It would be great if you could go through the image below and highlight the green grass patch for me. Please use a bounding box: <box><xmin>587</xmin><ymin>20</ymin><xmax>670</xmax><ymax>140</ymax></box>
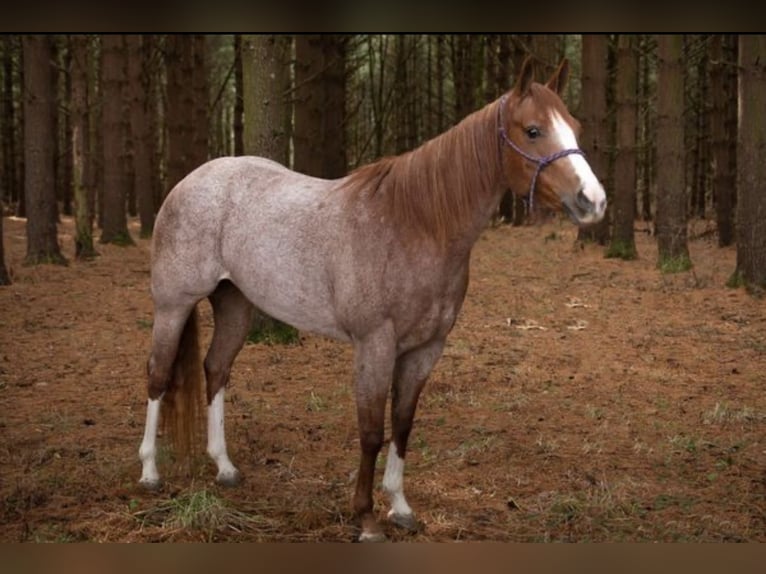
<box><xmin>658</xmin><ymin>253</ymin><xmax>693</xmax><ymax>274</ymax></box>
<box><xmin>246</xmin><ymin>318</ymin><xmax>300</xmax><ymax>346</ymax></box>
<box><xmin>726</xmin><ymin>270</ymin><xmax>765</xmax><ymax>296</ymax></box>
<box><xmin>132</xmin><ymin>487</ymin><xmax>277</xmax><ymax>540</ymax></box>
<box><xmin>101</xmin><ymin>231</ymin><xmax>136</xmax><ymax>247</ymax></box>
<box><xmin>24</xmin><ymin>252</ymin><xmax>68</xmax><ymax>266</ymax></box>
<box><xmin>726</xmin><ymin>270</ymin><xmax>746</xmax><ymax>289</ymax></box>
<box><xmin>605</xmin><ymin>239</ymin><xmax>638</xmax><ymax>260</ymax></box>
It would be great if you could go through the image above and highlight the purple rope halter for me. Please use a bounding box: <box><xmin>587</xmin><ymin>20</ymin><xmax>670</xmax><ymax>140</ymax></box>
<box><xmin>497</xmin><ymin>94</ymin><xmax>584</xmax><ymax>210</ymax></box>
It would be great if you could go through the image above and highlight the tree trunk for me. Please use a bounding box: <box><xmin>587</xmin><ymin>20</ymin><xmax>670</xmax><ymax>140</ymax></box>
<box><xmin>393</xmin><ymin>35</ymin><xmax>410</xmax><ymax>154</ymax></box>
<box><xmin>191</xmin><ymin>35</ymin><xmax>208</xmax><ymax>168</ymax></box>
<box><xmin>242</xmin><ymin>34</ymin><xmax>297</xmax><ymax>341</ymax></box>
<box><xmin>733</xmin><ymin>35</ymin><xmax>766</xmax><ymax>291</ymax></box>
<box><xmin>165</xmin><ymin>35</ymin><xmax>195</xmax><ymax>193</ymax></box>
<box><xmin>100</xmin><ymin>34</ymin><xmax>132</xmax><ymax>245</ymax></box>
<box><xmin>293</xmin><ymin>35</ymin><xmax>347</xmax><ymax>177</ymax></box>
<box><xmin>22</xmin><ymin>35</ymin><xmax>66</xmax><ymax>265</ymax></box>
<box><xmin>294</xmin><ymin>35</ymin><xmax>325</xmax><ymax>175</ymax></box>
<box><xmin>693</xmin><ymin>39</ymin><xmax>710</xmax><ymax>218</ymax></box>
<box><xmin>495</xmin><ymin>34</ymin><xmax>514</xmax><ymax>224</ymax></box>
<box><xmin>91</xmin><ymin>37</ymin><xmax>103</xmax><ymax>228</ymax></box>
<box><xmin>451</xmin><ymin>35</ymin><xmax>478</xmax><ymax>121</ymax></box>
<box><xmin>143</xmin><ymin>35</ymin><xmax>163</xmax><ymax>214</ymax></box>
<box><xmin>50</xmin><ymin>37</ymin><xmax>61</xmax><ymax>223</ymax></box>
<box><xmin>16</xmin><ymin>38</ymin><xmax>26</xmax><ymax>218</ymax></box>
<box><xmin>70</xmin><ymin>34</ymin><xmax>97</xmax><ymax>259</ymax></box>
<box><xmin>578</xmin><ymin>34</ymin><xmax>611</xmax><ymax>244</ymax></box>
<box><xmin>607</xmin><ymin>34</ymin><xmax>638</xmax><ymax>259</ymax></box>
<box><xmin>61</xmin><ymin>42</ymin><xmax>74</xmax><ymax>217</ymax></box>
<box><xmin>242</xmin><ymin>35</ymin><xmax>289</xmax><ymax>165</ymax></box>
<box><xmin>0</xmin><ymin>209</ymin><xmax>10</xmax><ymax>284</ymax></box>
<box><xmin>710</xmin><ymin>35</ymin><xmax>735</xmax><ymax>247</ymax></box>
<box><xmin>126</xmin><ymin>34</ymin><xmax>154</xmax><ymax>237</ymax></box>
<box><xmin>509</xmin><ymin>35</ymin><xmax>531</xmax><ymax>226</ymax></box>
<box><xmin>655</xmin><ymin>34</ymin><xmax>691</xmax><ymax>271</ymax></box>
<box><xmin>1</xmin><ymin>37</ymin><xmax>19</xmax><ymax>209</ymax></box>
<box><xmin>638</xmin><ymin>35</ymin><xmax>654</xmax><ymax>222</ymax></box>
<box><xmin>322</xmin><ymin>35</ymin><xmax>347</xmax><ymax>178</ymax></box>
<box><xmin>233</xmin><ymin>35</ymin><xmax>244</xmax><ymax>156</ymax></box>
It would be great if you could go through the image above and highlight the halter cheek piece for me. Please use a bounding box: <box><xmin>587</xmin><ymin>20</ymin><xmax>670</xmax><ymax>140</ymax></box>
<box><xmin>497</xmin><ymin>94</ymin><xmax>585</xmax><ymax>210</ymax></box>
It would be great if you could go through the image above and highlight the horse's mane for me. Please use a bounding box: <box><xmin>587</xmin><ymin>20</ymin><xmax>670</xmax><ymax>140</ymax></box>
<box><xmin>341</xmin><ymin>98</ymin><xmax>504</xmax><ymax>245</ymax></box>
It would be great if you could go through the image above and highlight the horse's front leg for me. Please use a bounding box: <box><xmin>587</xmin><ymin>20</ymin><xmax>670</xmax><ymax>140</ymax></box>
<box><xmin>352</xmin><ymin>323</ymin><xmax>396</xmax><ymax>542</ymax></box>
<box><xmin>383</xmin><ymin>338</ymin><xmax>445</xmax><ymax>532</ymax></box>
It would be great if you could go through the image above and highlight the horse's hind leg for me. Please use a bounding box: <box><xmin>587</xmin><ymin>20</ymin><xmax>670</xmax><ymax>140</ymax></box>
<box><xmin>204</xmin><ymin>280</ymin><xmax>254</xmax><ymax>486</ymax></box>
<box><xmin>383</xmin><ymin>338</ymin><xmax>445</xmax><ymax>532</ymax></box>
<box><xmin>139</xmin><ymin>301</ymin><xmax>197</xmax><ymax>489</ymax></box>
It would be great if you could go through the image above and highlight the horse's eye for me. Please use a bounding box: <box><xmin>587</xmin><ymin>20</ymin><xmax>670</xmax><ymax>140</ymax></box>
<box><xmin>525</xmin><ymin>126</ymin><xmax>541</xmax><ymax>140</ymax></box>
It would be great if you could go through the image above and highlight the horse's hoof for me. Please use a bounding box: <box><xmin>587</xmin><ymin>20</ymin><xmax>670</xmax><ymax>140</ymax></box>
<box><xmin>139</xmin><ymin>478</ymin><xmax>162</xmax><ymax>491</ymax></box>
<box><xmin>216</xmin><ymin>470</ymin><xmax>242</xmax><ymax>487</ymax></box>
<box><xmin>358</xmin><ymin>530</ymin><xmax>388</xmax><ymax>543</ymax></box>
<box><xmin>388</xmin><ymin>512</ymin><xmax>423</xmax><ymax>533</ymax></box>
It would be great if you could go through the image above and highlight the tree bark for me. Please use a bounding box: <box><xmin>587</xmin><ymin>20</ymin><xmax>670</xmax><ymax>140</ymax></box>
<box><xmin>294</xmin><ymin>35</ymin><xmax>324</xmax><ymax>175</ymax></box>
<box><xmin>191</xmin><ymin>34</ymin><xmax>208</xmax><ymax>169</ymax></box>
<box><xmin>242</xmin><ymin>35</ymin><xmax>290</xmax><ymax>165</ymax></box>
<box><xmin>126</xmin><ymin>34</ymin><xmax>154</xmax><ymax>237</ymax></box>
<box><xmin>710</xmin><ymin>35</ymin><xmax>735</xmax><ymax>247</ymax></box>
<box><xmin>233</xmin><ymin>35</ymin><xmax>244</xmax><ymax>156</ymax></box>
<box><xmin>577</xmin><ymin>34</ymin><xmax>611</xmax><ymax>244</ymax></box>
<box><xmin>322</xmin><ymin>35</ymin><xmax>347</xmax><ymax>178</ymax></box>
<box><xmin>22</xmin><ymin>35</ymin><xmax>66</xmax><ymax>264</ymax></box>
<box><xmin>165</xmin><ymin>35</ymin><xmax>195</xmax><ymax>193</ymax></box>
<box><xmin>608</xmin><ymin>34</ymin><xmax>638</xmax><ymax>259</ymax></box>
<box><xmin>1</xmin><ymin>37</ymin><xmax>19</xmax><ymax>209</ymax></box>
<box><xmin>638</xmin><ymin>35</ymin><xmax>654</xmax><ymax>222</ymax></box>
<box><xmin>655</xmin><ymin>34</ymin><xmax>691</xmax><ymax>271</ymax></box>
<box><xmin>733</xmin><ymin>35</ymin><xmax>766</xmax><ymax>290</ymax></box>
<box><xmin>100</xmin><ymin>34</ymin><xmax>132</xmax><ymax>245</ymax></box>
<box><xmin>70</xmin><ymin>34</ymin><xmax>97</xmax><ymax>259</ymax></box>
<box><xmin>0</xmin><ymin>209</ymin><xmax>10</xmax><ymax>284</ymax></box>
<box><xmin>60</xmin><ymin>40</ymin><xmax>74</xmax><ymax>217</ymax></box>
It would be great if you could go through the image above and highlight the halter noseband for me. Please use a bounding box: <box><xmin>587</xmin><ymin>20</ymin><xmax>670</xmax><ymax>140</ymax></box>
<box><xmin>497</xmin><ymin>94</ymin><xmax>584</xmax><ymax>210</ymax></box>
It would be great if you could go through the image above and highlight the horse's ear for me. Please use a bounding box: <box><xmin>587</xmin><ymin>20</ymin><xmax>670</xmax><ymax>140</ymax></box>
<box><xmin>546</xmin><ymin>59</ymin><xmax>569</xmax><ymax>96</ymax></box>
<box><xmin>514</xmin><ymin>55</ymin><xmax>535</xmax><ymax>97</ymax></box>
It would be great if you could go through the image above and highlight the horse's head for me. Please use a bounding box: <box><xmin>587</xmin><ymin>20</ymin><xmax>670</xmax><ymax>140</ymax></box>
<box><xmin>499</xmin><ymin>57</ymin><xmax>606</xmax><ymax>226</ymax></box>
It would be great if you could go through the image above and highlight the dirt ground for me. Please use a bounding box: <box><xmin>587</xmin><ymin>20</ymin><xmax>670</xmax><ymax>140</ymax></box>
<box><xmin>1</xmin><ymin>214</ymin><xmax>764</xmax><ymax>542</ymax></box>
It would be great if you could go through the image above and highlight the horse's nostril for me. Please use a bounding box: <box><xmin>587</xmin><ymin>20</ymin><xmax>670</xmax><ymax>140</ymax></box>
<box><xmin>576</xmin><ymin>189</ymin><xmax>593</xmax><ymax>210</ymax></box>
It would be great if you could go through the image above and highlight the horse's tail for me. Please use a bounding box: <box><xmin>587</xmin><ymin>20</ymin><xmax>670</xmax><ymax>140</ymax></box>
<box><xmin>160</xmin><ymin>307</ymin><xmax>204</xmax><ymax>469</ymax></box>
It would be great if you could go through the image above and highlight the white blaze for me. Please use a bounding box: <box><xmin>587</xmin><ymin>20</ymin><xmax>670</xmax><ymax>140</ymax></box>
<box><xmin>550</xmin><ymin>110</ymin><xmax>607</xmax><ymax>217</ymax></box>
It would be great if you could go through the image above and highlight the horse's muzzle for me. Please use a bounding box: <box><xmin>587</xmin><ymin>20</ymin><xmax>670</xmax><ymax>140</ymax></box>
<box><xmin>563</xmin><ymin>188</ymin><xmax>607</xmax><ymax>226</ymax></box>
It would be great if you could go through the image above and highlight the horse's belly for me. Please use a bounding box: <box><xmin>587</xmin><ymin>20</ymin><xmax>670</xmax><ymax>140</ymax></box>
<box><xmin>233</xmin><ymin>275</ymin><xmax>350</xmax><ymax>342</ymax></box>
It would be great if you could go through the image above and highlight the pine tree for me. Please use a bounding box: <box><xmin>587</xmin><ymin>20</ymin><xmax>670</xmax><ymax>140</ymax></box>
<box><xmin>22</xmin><ymin>35</ymin><xmax>66</xmax><ymax>265</ymax></box>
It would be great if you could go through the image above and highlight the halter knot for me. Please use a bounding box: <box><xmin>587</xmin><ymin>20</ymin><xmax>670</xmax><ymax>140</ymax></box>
<box><xmin>497</xmin><ymin>95</ymin><xmax>584</xmax><ymax>210</ymax></box>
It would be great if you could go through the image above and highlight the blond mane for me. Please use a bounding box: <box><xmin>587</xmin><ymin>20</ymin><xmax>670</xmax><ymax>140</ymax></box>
<box><xmin>341</xmin><ymin>99</ymin><xmax>504</xmax><ymax>245</ymax></box>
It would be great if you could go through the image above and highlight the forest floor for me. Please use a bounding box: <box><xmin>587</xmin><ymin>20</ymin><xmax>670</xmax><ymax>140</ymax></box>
<box><xmin>1</xmin><ymin>214</ymin><xmax>765</xmax><ymax>542</ymax></box>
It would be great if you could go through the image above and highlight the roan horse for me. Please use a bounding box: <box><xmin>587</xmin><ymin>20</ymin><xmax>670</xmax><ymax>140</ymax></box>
<box><xmin>138</xmin><ymin>57</ymin><xmax>606</xmax><ymax>541</ymax></box>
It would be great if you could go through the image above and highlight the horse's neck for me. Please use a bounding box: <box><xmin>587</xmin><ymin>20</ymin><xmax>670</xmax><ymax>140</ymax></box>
<box><xmin>391</xmin><ymin>99</ymin><xmax>505</xmax><ymax>251</ymax></box>
<box><xmin>431</xmin><ymin>101</ymin><xmax>506</xmax><ymax>251</ymax></box>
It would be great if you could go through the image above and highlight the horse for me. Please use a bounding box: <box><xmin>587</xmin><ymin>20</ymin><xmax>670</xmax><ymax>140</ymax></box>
<box><xmin>138</xmin><ymin>56</ymin><xmax>606</xmax><ymax>542</ymax></box>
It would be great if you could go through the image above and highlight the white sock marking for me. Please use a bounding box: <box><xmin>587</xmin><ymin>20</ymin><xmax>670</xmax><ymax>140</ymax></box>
<box><xmin>139</xmin><ymin>397</ymin><xmax>162</xmax><ymax>484</ymax></box>
<box><xmin>207</xmin><ymin>389</ymin><xmax>238</xmax><ymax>480</ymax></box>
<box><xmin>382</xmin><ymin>442</ymin><xmax>413</xmax><ymax>517</ymax></box>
